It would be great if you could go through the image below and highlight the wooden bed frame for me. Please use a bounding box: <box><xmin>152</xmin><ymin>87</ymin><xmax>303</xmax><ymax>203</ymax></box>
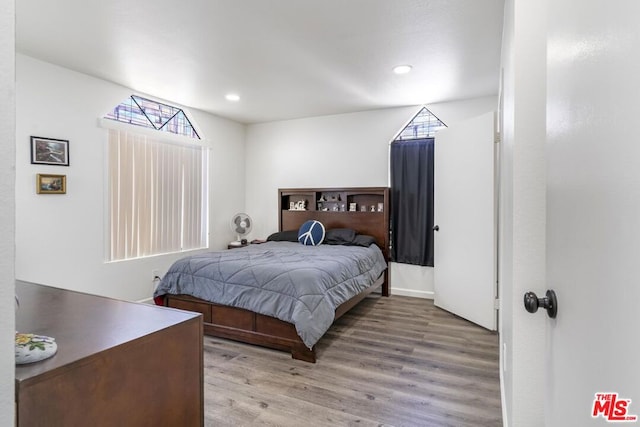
<box><xmin>162</xmin><ymin>187</ymin><xmax>390</xmax><ymax>362</ymax></box>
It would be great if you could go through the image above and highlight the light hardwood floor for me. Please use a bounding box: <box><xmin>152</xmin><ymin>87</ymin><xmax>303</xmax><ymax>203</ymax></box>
<box><xmin>203</xmin><ymin>294</ymin><xmax>502</xmax><ymax>427</ymax></box>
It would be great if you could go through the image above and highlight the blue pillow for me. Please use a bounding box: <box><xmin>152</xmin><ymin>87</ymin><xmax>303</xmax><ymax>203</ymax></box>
<box><xmin>298</xmin><ymin>220</ymin><xmax>325</xmax><ymax>246</ymax></box>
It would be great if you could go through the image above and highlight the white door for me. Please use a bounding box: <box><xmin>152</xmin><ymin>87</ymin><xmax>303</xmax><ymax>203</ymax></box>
<box><xmin>434</xmin><ymin>112</ymin><xmax>496</xmax><ymax>330</ymax></box>
<box><xmin>545</xmin><ymin>1</ymin><xmax>640</xmax><ymax>424</ymax></box>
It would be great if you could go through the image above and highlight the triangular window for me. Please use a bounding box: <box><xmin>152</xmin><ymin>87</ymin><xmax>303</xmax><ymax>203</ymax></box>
<box><xmin>394</xmin><ymin>107</ymin><xmax>446</xmax><ymax>141</ymax></box>
<box><xmin>105</xmin><ymin>95</ymin><xmax>200</xmax><ymax>139</ymax></box>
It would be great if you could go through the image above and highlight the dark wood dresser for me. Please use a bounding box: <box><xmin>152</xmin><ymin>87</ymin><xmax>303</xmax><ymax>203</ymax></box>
<box><xmin>15</xmin><ymin>281</ymin><xmax>203</xmax><ymax>426</ymax></box>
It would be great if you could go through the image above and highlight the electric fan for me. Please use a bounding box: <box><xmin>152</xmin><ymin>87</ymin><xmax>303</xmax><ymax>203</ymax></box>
<box><xmin>229</xmin><ymin>213</ymin><xmax>252</xmax><ymax>246</ymax></box>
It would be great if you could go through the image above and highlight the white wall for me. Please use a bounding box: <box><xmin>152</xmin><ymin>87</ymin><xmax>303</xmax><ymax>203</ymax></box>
<box><xmin>15</xmin><ymin>55</ymin><xmax>246</xmax><ymax>302</ymax></box>
<box><xmin>13</xmin><ymin>53</ymin><xmax>496</xmax><ymax>303</ymax></box>
<box><xmin>499</xmin><ymin>0</ymin><xmax>547</xmax><ymax>425</ymax></box>
<box><xmin>245</xmin><ymin>96</ymin><xmax>496</xmax><ymax>297</ymax></box>
<box><xmin>428</xmin><ymin>96</ymin><xmax>500</xmax><ymax>129</ymax></box>
<box><xmin>0</xmin><ymin>0</ymin><xmax>15</xmax><ymax>422</ymax></box>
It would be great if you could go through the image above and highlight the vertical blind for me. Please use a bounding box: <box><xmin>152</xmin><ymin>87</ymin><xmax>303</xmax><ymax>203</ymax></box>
<box><xmin>108</xmin><ymin>129</ymin><xmax>207</xmax><ymax>261</ymax></box>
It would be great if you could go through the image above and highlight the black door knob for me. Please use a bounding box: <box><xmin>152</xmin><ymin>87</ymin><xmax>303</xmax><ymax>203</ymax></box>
<box><xmin>523</xmin><ymin>290</ymin><xmax>558</xmax><ymax>319</ymax></box>
<box><xmin>433</xmin><ymin>225</ymin><xmax>439</xmax><ymax>231</ymax></box>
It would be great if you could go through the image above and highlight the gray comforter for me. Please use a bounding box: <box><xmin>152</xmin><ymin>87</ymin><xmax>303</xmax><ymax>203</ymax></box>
<box><xmin>154</xmin><ymin>241</ymin><xmax>387</xmax><ymax>348</ymax></box>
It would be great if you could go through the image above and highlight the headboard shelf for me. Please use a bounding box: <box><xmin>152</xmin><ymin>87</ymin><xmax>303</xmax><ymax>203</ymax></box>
<box><xmin>278</xmin><ymin>187</ymin><xmax>390</xmax><ymax>260</ymax></box>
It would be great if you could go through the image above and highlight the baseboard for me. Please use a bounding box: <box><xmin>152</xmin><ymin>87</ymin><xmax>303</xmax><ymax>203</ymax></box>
<box><xmin>137</xmin><ymin>297</ymin><xmax>154</xmax><ymax>305</ymax></box>
<box><xmin>390</xmin><ymin>288</ymin><xmax>434</xmax><ymax>299</ymax></box>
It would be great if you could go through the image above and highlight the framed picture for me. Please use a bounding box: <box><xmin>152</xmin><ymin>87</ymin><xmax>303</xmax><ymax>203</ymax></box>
<box><xmin>36</xmin><ymin>174</ymin><xmax>66</xmax><ymax>194</ymax></box>
<box><xmin>30</xmin><ymin>136</ymin><xmax>69</xmax><ymax>166</ymax></box>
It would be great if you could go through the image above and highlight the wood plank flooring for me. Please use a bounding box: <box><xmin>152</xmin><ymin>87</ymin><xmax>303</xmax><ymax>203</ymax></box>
<box><xmin>203</xmin><ymin>294</ymin><xmax>502</xmax><ymax>427</ymax></box>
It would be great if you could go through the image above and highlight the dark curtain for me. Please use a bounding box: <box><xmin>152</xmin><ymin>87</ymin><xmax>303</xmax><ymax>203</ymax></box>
<box><xmin>390</xmin><ymin>138</ymin><xmax>434</xmax><ymax>266</ymax></box>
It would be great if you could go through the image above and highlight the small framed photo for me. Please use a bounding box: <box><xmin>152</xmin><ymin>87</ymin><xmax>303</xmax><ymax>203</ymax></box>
<box><xmin>30</xmin><ymin>136</ymin><xmax>69</xmax><ymax>166</ymax></box>
<box><xmin>377</xmin><ymin>202</ymin><xmax>384</xmax><ymax>212</ymax></box>
<box><xmin>36</xmin><ymin>174</ymin><xmax>66</xmax><ymax>194</ymax></box>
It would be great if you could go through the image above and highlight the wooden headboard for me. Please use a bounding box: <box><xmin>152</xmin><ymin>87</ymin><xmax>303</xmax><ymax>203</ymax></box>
<box><xmin>278</xmin><ymin>187</ymin><xmax>390</xmax><ymax>259</ymax></box>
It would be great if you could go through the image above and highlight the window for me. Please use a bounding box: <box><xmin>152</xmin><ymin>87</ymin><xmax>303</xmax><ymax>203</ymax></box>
<box><xmin>395</xmin><ymin>107</ymin><xmax>445</xmax><ymax>140</ymax></box>
<box><xmin>107</xmin><ymin>128</ymin><xmax>208</xmax><ymax>261</ymax></box>
<box><xmin>105</xmin><ymin>95</ymin><xmax>200</xmax><ymax>139</ymax></box>
<box><xmin>389</xmin><ymin>107</ymin><xmax>445</xmax><ymax>267</ymax></box>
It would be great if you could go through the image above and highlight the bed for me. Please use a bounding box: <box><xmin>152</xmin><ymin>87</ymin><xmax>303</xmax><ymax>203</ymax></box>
<box><xmin>155</xmin><ymin>187</ymin><xmax>390</xmax><ymax>362</ymax></box>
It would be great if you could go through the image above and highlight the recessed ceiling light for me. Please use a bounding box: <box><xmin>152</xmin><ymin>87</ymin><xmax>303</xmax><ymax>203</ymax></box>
<box><xmin>225</xmin><ymin>93</ymin><xmax>240</xmax><ymax>102</ymax></box>
<box><xmin>393</xmin><ymin>65</ymin><xmax>412</xmax><ymax>75</ymax></box>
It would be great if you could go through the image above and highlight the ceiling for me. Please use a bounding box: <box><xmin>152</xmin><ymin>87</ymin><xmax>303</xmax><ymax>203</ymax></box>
<box><xmin>16</xmin><ymin>0</ymin><xmax>505</xmax><ymax>124</ymax></box>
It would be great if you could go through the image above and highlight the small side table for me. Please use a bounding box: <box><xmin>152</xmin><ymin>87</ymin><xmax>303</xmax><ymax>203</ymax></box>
<box><xmin>227</xmin><ymin>243</ymin><xmax>248</xmax><ymax>249</ymax></box>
